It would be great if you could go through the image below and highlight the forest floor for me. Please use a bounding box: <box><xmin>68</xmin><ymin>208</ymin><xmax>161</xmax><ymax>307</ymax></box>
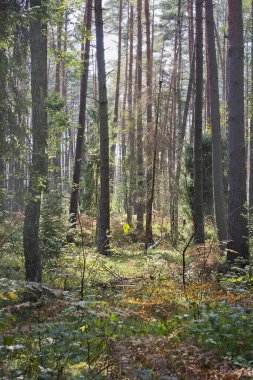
<box><xmin>0</xmin><ymin>215</ymin><xmax>253</xmax><ymax>379</ymax></box>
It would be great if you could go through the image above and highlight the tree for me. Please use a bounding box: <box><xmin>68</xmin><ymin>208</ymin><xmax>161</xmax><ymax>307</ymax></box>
<box><xmin>95</xmin><ymin>0</ymin><xmax>110</xmax><ymax>255</ymax></box>
<box><xmin>173</xmin><ymin>49</ymin><xmax>195</xmax><ymax>244</ymax></box>
<box><xmin>69</xmin><ymin>0</ymin><xmax>93</xmax><ymax>226</ymax></box>
<box><xmin>193</xmin><ymin>0</ymin><xmax>204</xmax><ymax>243</ymax></box>
<box><xmin>136</xmin><ymin>0</ymin><xmax>144</xmax><ymax>231</ymax></box>
<box><xmin>169</xmin><ymin>0</ymin><xmax>183</xmax><ymax>246</ymax></box>
<box><xmin>205</xmin><ymin>0</ymin><xmax>227</xmax><ymax>241</ymax></box>
<box><xmin>249</xmin><ymin>0</ymin><xmax>253</xmax><ymax>225</ymax></box>
<box><xmin>110</xmin><ymin>0</ymin><xmax>123</xmax><ymax>191</ymax></box>
<box><xmin>227</xmin><ymin>0</ymin><xmax>249</xmax><ymax>262</ymax></box>
<box><xmin>127</xmin><ymin>3</ymin><xmax>135</xmax><ymax>226</ymax></box>
<box><xmin>23</xmin><ymin>0</ymin><xmax>48</xmax><ymax>282</ymax></box>
<box><xmin>0</xmin><ymin>49</ymin><xmax>7</xmax><ymax>212</ymax></box>
<box><xmin>53</xmin><ymin>0</ymin><xmax>64</xmax><ymax>183</ymax></box>
<box><xmin>145</xmin><ymin>0</ymin><xmax>154</xmax><ymax>246</ymax></box>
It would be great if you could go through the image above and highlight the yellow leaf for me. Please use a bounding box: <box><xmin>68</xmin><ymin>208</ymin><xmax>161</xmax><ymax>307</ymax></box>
<box><xmin>80</xmin><ymin>324</ymin><xmax>88</xmax><ymax>332</ymax></box>
<box><xmin>123</xmin><ymin>223</ymin><xmax>130</xmax><ymax>235</ymax></box>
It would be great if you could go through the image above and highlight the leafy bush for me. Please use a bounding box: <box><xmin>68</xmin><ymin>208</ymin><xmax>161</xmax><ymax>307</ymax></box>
<box><xmin>186</xmin><ymin>301</ymin><xmax>253</xmax><ymax>367</ymax></box>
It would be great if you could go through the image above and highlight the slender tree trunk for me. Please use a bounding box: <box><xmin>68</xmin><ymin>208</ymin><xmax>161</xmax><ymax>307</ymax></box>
<box><xmin>53</xmin><ymin>0</ymin><xmax>63</xmax><ymax>180</ymax></box>
<box><xmin>0</xmin><ymin>50</ymin><xmax>7</xmax><ymax>212</ymax></box>
<box><xmin>95</xmin><ymin>0</ymin><xmax>110</xmax><ymax>255</ymax></box>
<box><xmin>55</xmin><ymin>0</ymin><xmax>62</xmax><ymax>94</ymax></box>
<box><xmin>62</xmin><ymin>12</ymin><xmax>68</xmax><ymax>187</ymax></box>
<box><xmin>188</xmin><ymin>0</ymin><xmax>194</xmax><ymax>62</ymax></box>
<box><xmin>127</xmin><ymin>4</ymin><xmax>135</xmax><ymax>226</ymax></box>
<box><xmin>214</xmin><ymin>23</ymin><xmax>226</xmax><ymax>136</ymax></box>
<box><xmin>193</xmin><ymin>0</ymin><xmax>204</xmax><ymax>243</ymax></box>
<box><xmin>145</xmin><ymin>78</ymin><xmax>162</xmax><ymax>251</ymax></box>
<box><xmin>136</xmin><ymin>0</ymin><xmax>144</xmax><ymax>231</ymax></box>
<box><xmin>205</xmin><ymin>0</ymin><xmax>227</xmax><ymax>241</ymax></box>
<box><xmin>121</xmin><ymin>4</ymin><xmax>129</xmax><ymax>216</ymax></box>
<box><xmin>145</xmin><ymin>0</ymin><xmax>154</xmax><ymax>245</ymax></box>
<box><xmin>61</xmin><ymin>12</ymin><xmax>67</xmax><ymax>101</ymax></box>
<box><xmin>69</xmin><ymin>0</ymin><xmax>92</xmax><ymax>226</ymax></box>
<box><xmin>205</xmin><ymin>17</ymin><xmax>211</xmax><ymax>133</ymax></box>
<box><xmin>23</xmin><ymin>0</ymin><xmax>48</xmax><ymax>282</ymax></box>
<box><xmin>173</xmin><ymin>50</ymin><xmax>195</xmax><ymax>245</ymax></box>
<box><xmin>110</xmin><ymin>0</ymin><xmax>123</xmax><ymax>192</ymax></box>
<box><xmin>249</xmin><ymin>1</ymin><xmax>253</xmax><ymax>222</ymax></box>
<box><xmin>170</xmin><ymin>0</ymin><xmax>182</xmax><ymax>246</ymax></box>
<box><xmin>227</xmin><ymin>0</ymin><xmax>249</xmax><ymax>262</ymax></box>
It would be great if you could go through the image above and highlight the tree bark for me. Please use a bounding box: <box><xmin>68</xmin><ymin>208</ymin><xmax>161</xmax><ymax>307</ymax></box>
<box><xmin>0</xmin><ymin>50</ymin><xmax>7</xmax><ymax>212</ymax></box>
<box><xmin>227</xmin><ymin>0</ymin><xmax>249</xmax><ymax>262</ymax></box>
<box><xmin>145</xmin><ymin>0</ymin><xmax>154</xmax><ymax>245</ymax></box>
<box><xmin>95</xmin><ymin>0</ymin><xmax>110</xmax><ymax>255</ymax></box>
<box><xmin>205</xmin><ymin>0</ymin><xmax>227</xmax><ymax>241</ymax></box>
<box><xmin>193</xmin><ymin>0</ymin><xmax>204</xmax><ymax>243</ymax></box>
<box><xmin>110</xmin><ymin>0</ymin><xmax>123</xmax><ymax>192</ymax></box>
<box><xmin>249</xmin><ymin>1</ymin><xmax>253</xmax><ymax>223</ymax></box>
<box><xmin>127</xmin><ymin>3</ymin><xmax>135</xmax><ymax>226</ymax></box>
<box><xmin>173</xmin><ymin>50</ymin><xmax>195</xmax><ymax>246</ymax></box>
<box><xmin>53</xmin><ymin>0</ymin><xmax>63</xmax><ymax>181</ymax></box>
<box><xmin>136</xmin><ymin>0</ymin><xmax>144</xmax><ymax>231</ymax></box>
<box><xmin>121</xmin><ymin>3</ymin><xmax>129</xmax><ymax>216</ymax></box>
<box><xmin>23</xmin><ymin>0</ymin><xmax>48</xmax><ymax>282</ymax></box>
<box><xmin>170</xmin><ymin>0</ymin><xmax>183</xmax><ymax>246</ymax></box>
<box><xmin>69</xmin><ymin>0</ymin><xmax>92</xmax><ymax>226</ymax></box>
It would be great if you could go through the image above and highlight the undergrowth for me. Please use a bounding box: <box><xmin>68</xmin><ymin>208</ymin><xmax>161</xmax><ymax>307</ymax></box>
<box><xmin>0</xmin><ymin>215</ymin><xmax>252</xmax><ymax>379</ymax></box>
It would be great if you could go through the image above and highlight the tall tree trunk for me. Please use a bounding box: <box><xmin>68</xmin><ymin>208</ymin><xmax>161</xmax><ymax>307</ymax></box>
<box><xmin>249</xmin><ymin>1</ymin><xmax>253</xmax><ymax>223</ymax></box>
<box><xmin>205</xmin><ymin>0</ymin><xmax>227</xmax><ymax>241</ymax></box>
<box><xmin>0</xmin><ymin>50</ymin><xmax>7</xmax><ymax>212</ymax></box>
<box><xmin>127</xmin><ymin>3</ymin><xmax>135</xmax><ymax>226</ymax></box>
<box><xmin>193</xmin><ymin>0</ymin><xmax>204</xmax><ymax>243</ymax></box>
<box><xmin>145</xmin><ymin>0</ymin><xmax>154</xmax><ymax>245</ymax></box>
<box><xmin>227</xmin><ymin>0</ymin><xmax>249</xmax><ymax>262</ymax></box>
<box><xmin>145</xmin><ymin>77</ymin><xmax>162</xmax><ymax>251</ymax></box>
<box><xmin>95</xmin><ymin>0</ymin><xmax>110</xmax><ymax>255</ymax></box>
<box><xmin>121</xmin><ymin>3</ymin><xmax>129</xmax><ymax>216</ymax></box>
<box><xmin>62</xmin><ymin>11</ymin><xmax>68</xmax><ymax>187</ymax></box>
<box><xmin>69</xmin><ymin>0</ymin><xmax>92</xmax><ymax>226</ymax></box>
<box><xmin>23</xmin><ymin>0</ymin><xmax>48</xmax><ymax>282</ymax></box>
<box><xmin>205</xmin><ymin>18</ymin><xmax>211</xmax><ymax>133</ymax></box>
<box><xmin>170</xmin><ymin>0</ymin><xmax>182</xmax><ymax>246</ymax></box>
<box><xmin>214</xmin><ymin>23</ymin><xmax>226</xmax><ymax>136</ymax></box>
<box><xmin>110</xmin><ymin>0</ymin><xmax>123</xmax><ymax>192</ymax></box>
<box><xmin>61</xmin><ymin>12</ymin><xmax>67</xmax><ymax>101</ymax></box>
<box><xmin>55</xmin><ymin>0</ymin><xmax>62</xmax><ymax>94</ymax></box>
<box><xmin>188</xmin><ymin>0</ymin><xmax>194</xmax><ymax>63</ymax></box>
<box><xmin>53</xmin><ymin>0</ymin><xmax>63</xmax><ymax>181</ymax></box>
<box><xmin>136</xmin><ymin>0</ymin><xmax>144</xmax><ymax>231</ymax></box>
<box><xmin>173</xmin><ymin>49</ymin><xmax>195</xmax><ymax>245</ymax></box>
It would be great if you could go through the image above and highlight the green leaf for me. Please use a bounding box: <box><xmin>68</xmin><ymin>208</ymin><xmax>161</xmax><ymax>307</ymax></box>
<box><xmin>3</xmin><ymin>336</ymin><xmax>14</xmax><ymax>346</ymax></box>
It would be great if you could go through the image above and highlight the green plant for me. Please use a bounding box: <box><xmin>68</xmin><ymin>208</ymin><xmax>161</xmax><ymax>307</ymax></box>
<box><xmin>185</xmin><ymin>300</ymin><xmax>253</xmax><ymax>366</ymax></box>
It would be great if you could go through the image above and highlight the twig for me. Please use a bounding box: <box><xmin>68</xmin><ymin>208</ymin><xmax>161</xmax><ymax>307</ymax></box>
<box><xmin>183</xmin><ymin>232</ymin><xmax>195</xmax><ymax>288</ymax></box>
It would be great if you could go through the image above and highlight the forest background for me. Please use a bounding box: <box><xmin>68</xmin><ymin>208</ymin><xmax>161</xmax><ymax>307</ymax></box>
<box><xmin>0</xmin><ymin>0</ymin><xmax>253</xmax><ymax>379</ymax></box>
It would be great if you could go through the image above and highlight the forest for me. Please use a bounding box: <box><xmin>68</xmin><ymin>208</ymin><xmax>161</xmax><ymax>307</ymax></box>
<box><xmin>0</xmin><ymin>0</ymin><xmax>253</xmax><ymax>378</ymax></box>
